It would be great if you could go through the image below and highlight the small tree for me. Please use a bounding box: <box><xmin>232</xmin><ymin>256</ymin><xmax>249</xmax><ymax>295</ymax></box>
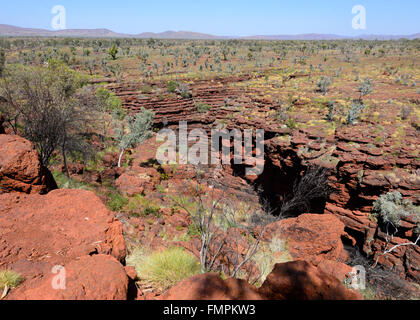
<box><xmin>0</xmin><ymin>60</ymin><xmax>103</xmax><ymax>176</ymax></box>
<box><xmin>327</xmin><ymin>100</ymin><xmax>335</xmax><ymax>121</ymax></box>
<box><xmin>346</xmin><ymin>101</ymin><xmax>365</xmax><ymax>125</ymax></box>
<box><xmin>316</xmin><ymin>76</ymin><xmax>332</xmax><ymax>95</ymax></box>
<box><xmin>96</xmin><ymin>87</ymin><xmax>124</xmax><ymax>141</ymax></box>
<box><xmin>171</xmin><ymin>172</ymin><xmax>276</xmax><ymax>279</ymax></box>
<box><xmin>358</xmin><ymin>78</ymin><xmax>373</xmax><ymax>101</ymax></box>
<box><xmin>115</xmin><ymin>107</ymin><xmax>155</xmax><ymax>167</ymax></box>
<box><xmin>108</xmin><ymin>44</ymin><xmax>118</xmax><ymax>60</ymax></box>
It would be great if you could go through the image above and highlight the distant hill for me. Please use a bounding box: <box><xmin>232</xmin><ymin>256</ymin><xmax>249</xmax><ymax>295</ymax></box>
<box><xmin>244</xmin><ymin>33</ymin><xmax>420</xmax><ymax>40</ymax></box>
<box><xmin>0</xmin><ymin>24</ymin><xmax>418</xmax><ymax>40</ymax></box>
<box><xmin>136</xmin><ymin>31</ymin><xmax>226</xmax><ymax>39</ymax></box>
<box><xmin>243</xmin><ymin>34</ymin><xmax>348</xmax><ymax>40</ymax></box>
<box><xmin>0</xmin><ymin>24</ymin><xmax>127</xmax><ymax>37</ymax></box>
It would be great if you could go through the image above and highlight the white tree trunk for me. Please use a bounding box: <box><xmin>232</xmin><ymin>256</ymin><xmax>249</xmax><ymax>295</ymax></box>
<box><xmin>118</xmin><ymin>148</ymin><xmax>125</xmax><ymax>168</ymax></box>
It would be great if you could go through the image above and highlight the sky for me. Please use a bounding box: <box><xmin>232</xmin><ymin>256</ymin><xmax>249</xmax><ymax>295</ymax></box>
<box><xmin>0</xmin><ymin>0</ymin><xmax>419</xmax><ymax>36</ymax></box>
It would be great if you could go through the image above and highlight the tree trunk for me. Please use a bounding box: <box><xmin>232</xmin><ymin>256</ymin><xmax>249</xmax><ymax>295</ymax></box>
<box><xmin>118</xmin><ymin>148</ymin><xmax>125</xmax><ymax>168</ymax></box>
<box><xmin>62</xmin><ymin>137</ymin><xmax>70</xmax><ymax>178</ymax></box>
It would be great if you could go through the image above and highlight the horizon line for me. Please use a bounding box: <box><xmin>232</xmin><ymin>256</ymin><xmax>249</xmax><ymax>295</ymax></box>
<box><xmin>1</xmin><ymin>24</ymin><xmax>419</xmax><ymax>39</ymax></box>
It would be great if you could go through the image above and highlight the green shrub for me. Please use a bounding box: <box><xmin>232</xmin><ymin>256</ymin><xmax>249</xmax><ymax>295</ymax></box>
<box><xmin>125</xmin><ymin>195</ymin><xmax>160</xmax><ymax>217</ymax></box>
<box><xmin>126</xmin><ymin>247</ymin><xmax>200</xmax><ymax>290</ymax></box>
<box><xmin>52</xmin><ymin>170</ymin><xmax>94</xmax><ymax>190</ymax></box>
<box><xmin>140</xmin><ymin>85</ymin><xmax>153</xmax><ymax>94</ymax></box>
<box><xmin>327</xmin><ymin>100</ymin><xmax>335</xmax><ymax>121</ymax></box>
<box><xmin>195</xmin><ymin>102</ymin><xmax>211</xmax><ymax>113</ymax></box>
<box><xmin>108</xmin><ymin>44</ymin><xmax>118</xmax><ymax>60</ymax></box>
<box><xmin>167</xmin><ymin>80</ymin><xmax>178</xmax><ymax>93</ymax></box>
<box><xmin>286</xmin><ymin>118</ymin><xmax>297</xmax><ymax>129</ymax></box>
<box><xmin>143</xmin><ymin>205</ymin><xmax>160</xmax><ymax>217</ymax></box>
<box><xmin>0</xmin><ymin>270</ymin><xmax>23</xmax><ymax>290</ymax></box>
<box><xmin>106</xmin><ymin>192</ymin><xmax>129</xmax><ymax>212</ymax></box>
<box><xmin>316</xmin><ymin>76</ymin><xmax>332</xmax><ymax>95</ymax></box>
<box><xmin>187</xmin><ymin>222</ymin><xmax>202</xmax><ymax>237</ymax></box>
<box><xmin>346</xmin><ymin>101</ymin><xmax>365</xmax><ymax>125</ymax></box>
<box><xmin>373</xmin><ymin>191</ymin><xmax>419</xmax><ymax>232</ymax></box>
<box><xmin>358</xmin><ymin>78</ymin><xmax>373</xmax><ymax>98</ymax></box>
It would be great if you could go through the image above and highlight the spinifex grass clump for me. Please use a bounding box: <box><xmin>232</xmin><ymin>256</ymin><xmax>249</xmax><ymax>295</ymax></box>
<box><xmin>195</xmin><ymin>102</ymin><xmax>211</xmax><ymax>113</ymax></box>
<box><xmin>0</xmin><ymin>270</ymin><xmax>23</xmax><ymax>298</ymax></box>
<box><xmin>126</xmin><ymin>247</ymin><xmax>200</xmax><ymax>290</ymax></box>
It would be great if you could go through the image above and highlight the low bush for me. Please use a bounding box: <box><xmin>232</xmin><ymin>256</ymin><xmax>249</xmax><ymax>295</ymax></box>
<box><xmin>106</xmin><ymin>192</ymin><xmax>129</xmax><ymax>212</ymax></box>
<box><xmin>126</xmin><ymin>247</ymin><xmax>200</xmax><ymax>290</ymax></box>
<box><xmin>373</xmin><ymin>191</ymin><xmax>419</xmax><ymax>231</ymax></box>
<box><xmin>0</xmin><ymin>270</ymin><xmax>23</xmax><ymax>292</ymax></box>
<box><xmin>316</xmin><ymin>76</ymin><xmax>332</xmax><ymax>95</ymax></box>
<box><xmin>167</xmin><ymin>80</ymin><xmax>178</xmax><ymax>93</ymax></box>
<box><xmin>195</xmin><ymin>102</ymin><xmax>211</xmax><ymax>113</ymax></box>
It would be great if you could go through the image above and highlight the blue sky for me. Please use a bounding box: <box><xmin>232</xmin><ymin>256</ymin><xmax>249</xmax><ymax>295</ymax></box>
<box><xmin>0</xmin><ymin>0</ymin><xmax>418</xmax><ymax>36</ymax></box>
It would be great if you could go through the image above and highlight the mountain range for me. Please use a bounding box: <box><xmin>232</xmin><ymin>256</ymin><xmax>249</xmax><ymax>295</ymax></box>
<box><xmin>0</xmin><ymin>24</ymin><xmax>418</xmax><ymax>40</ymax></box>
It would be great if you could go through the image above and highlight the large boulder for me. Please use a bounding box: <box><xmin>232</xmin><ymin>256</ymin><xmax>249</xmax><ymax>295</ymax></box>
<box><xmin>115</xmin><ymin>167</ymin><xmax>160</xmax><ymax>196</ymax></box>
<box><xmin>0</xmin><ymin>189</ymin><xmax>127</xmax><ymax>299</ymax></box>
<box><xmin>264</xmin><ymin>213</ymin><xmax>352</xmax><ymax>265</ymax></box>
<box><xmin>0</xmin><ymin>135</ymin><xmax>57</xmax><ymax>194</ymax></box>
<box><xmin>7</xmin><ymin>255</ymin><xmax>128</xmax><ymax>300</ymax></box>
<box><xmin>163</xmin><ymin>273</ymin><xmax>263</xmax><ymax>300</ymax></box>
<box><xmin>258</xmin><ymin>261</ymin><xmax>362</xmax><ymax>300</ymax></box>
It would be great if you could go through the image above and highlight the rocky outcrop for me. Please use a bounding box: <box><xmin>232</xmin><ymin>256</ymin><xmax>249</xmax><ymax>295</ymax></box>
<box><xmin>163</xmin><ymin>261</ymin><xmax>362</xmax><ymax>300</ymax></box>
<box><xmin>7</xmin><ymin>255</ymin><xmax>128</xmax><ymax>300</ymax></box>
<box><xmin>115</xmin><ymin>167</ymin><xmax>160</xmax><ymax>197</ymax></box>
<box><xmin>163</xmin><ymin>273</ymin><xmax>264</xmax><ymax>300</ymax></box>
<box><xmin>0</xmin><ymin>135</ymin><xmax>57</xmax><ymax>194</ymax></box>
<box><xmin>111</xmin><ymin>76</ymin><xmax>419</xmax><ymax>283</ymax></box>
<box><xmin>258</xmin><ymin>261</ymin><xmax>362</xmax><ymax>300</ymax></box>
<box><xmin>264</xmin><ymin>214</ymin><xmax>353</xmax><ymax>265</ymax></box>
<box><xmin>261</xmin><ymin>126</ymin><xmax>419</xmax><ymax>280</ymax></box>
<box><xmin>0</xmin><ymin>189</ymin><xmax>128</xmax><ymax>300</ymax></box>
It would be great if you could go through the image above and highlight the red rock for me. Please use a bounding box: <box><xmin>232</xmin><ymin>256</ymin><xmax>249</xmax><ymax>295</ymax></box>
<box><xmin>0</xmin><ymin>189</ymin><xmax>126</xmax><ymax>278</ymax></box>
<box><xmin>325</xmin><ymin>203</ymin><xmax>374</xmax><ymax>234</ymax></box>
<box><xmin>317</xmin><ymin>260</ymin><xmax>353</xmax><ymax>281</ymax></box>
<box><xmin>163</xmin><ymin>273</ymin><xmax>263</xmax><ymax>300</ymax></box>
<box><xmin>115</xmin><ymin>167</ymin><xmax>160</xmax><ymax>196</ymax></box>
<box><xmin>7</xmin><ymin>255</ymin><xmax>128</xmax><ymax>300</ymax></box>
<box><xmin>0</xmin><ymin>135</ymin><xmax>57</xmax><ymax>194</ymax></box>
<box><xmin>124</xmin><ymin>266</ymin><xmax>137</xmax><ymax>281</ymax></box>
<box><xmin>103</xmin><ymin>152</ymin><xmax>119</xmax><ymax>168</ymax></box>
<box><xmin>264</xmin><ymin>214</ymin><xmax>351</xmax><ymax>264</ymax></box>
<box><xmin>258</xmin><ymin>261</ymin><xmax>362</xmax><ymax>300</ymax></box>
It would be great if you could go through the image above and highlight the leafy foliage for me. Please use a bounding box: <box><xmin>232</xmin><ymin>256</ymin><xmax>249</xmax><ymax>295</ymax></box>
<box><xmin>106</xmin><ymin>192</ymin><xmax>129</xmax><ymax>212</ymax></box>
<box><xmin>115</xmin><ymin>107</ymin><xmax>155</xmax><ymax>167</ymax></box>
<box><xmin>346</xmin><ymin>101</ymin><xmax>365</xmax><ymax>125</ymax></box>
<box><xmin>358</xmin><ymin>78</ymin><xmax>373</xmax><ymax>98</ymax></box>
<box><xmin>108</xmin><ymin>44</ymin><xmax>118</xmax><ymax>60</ymax></box>
<box><xmin>316</xmin><ymin>76</ymin><xmax>332</xmax><ymax>95</ymax></box>
<box><xmin>0</xmin><ymin>60</ymin><xmax>99</xmax><ymax>170</ymax></box>
<box><xmin>195</xmin><ymin>102</ymin><xmax>211</xmax><ymax>113</ymax></box>
<box><xmin>373</xmin><ymin>191</ymin><xmax>419</xmax><ymax>231</ymax></box>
